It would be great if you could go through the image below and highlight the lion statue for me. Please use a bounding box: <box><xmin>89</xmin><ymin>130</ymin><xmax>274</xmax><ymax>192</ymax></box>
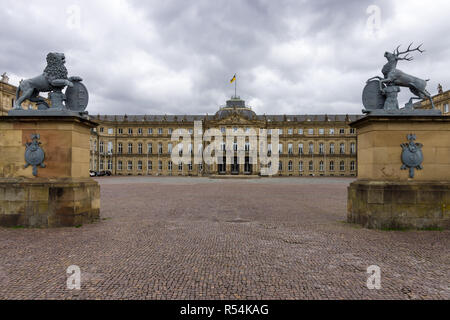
<box><xmin>13</xmin><ymin>52</ymin><xmax>82</xmax><ymax>110</ymax></box>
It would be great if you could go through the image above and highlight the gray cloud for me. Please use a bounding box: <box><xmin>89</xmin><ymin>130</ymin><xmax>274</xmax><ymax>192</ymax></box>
<box><xmin>0</xmin><ymin>0</ymin><xmax>449</xmax><ymax>115</ymax></box>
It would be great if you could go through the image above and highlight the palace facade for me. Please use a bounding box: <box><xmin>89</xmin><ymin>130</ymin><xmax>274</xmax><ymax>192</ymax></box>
<box><xmin>89</xmin><ymin>97</ymin><xmax>361</xmax><ymax>177</ymax></box>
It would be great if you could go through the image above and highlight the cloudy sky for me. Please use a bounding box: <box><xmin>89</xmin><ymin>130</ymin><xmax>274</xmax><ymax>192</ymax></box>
<box><xmin>1</xmin><ymin>0</ymin><xmax>449</xmax><ymax>115</ymax></box>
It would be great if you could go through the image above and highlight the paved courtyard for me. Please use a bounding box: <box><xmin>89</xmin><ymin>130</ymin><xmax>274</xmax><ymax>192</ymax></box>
<box><xmin>0</xmin><ymin>177</ymin><xmax>448</xmax><ymax>299</ymax></box>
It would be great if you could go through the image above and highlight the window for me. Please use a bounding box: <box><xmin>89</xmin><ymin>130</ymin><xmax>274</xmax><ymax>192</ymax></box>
<box><xmin>278</xmin><ymin>129</ymin><xmax>283</xmax><ymax>135</ymax></box>
<box><xmin>220</xmin><ymin>127</ymin><xmax>226</xmax><ymax>133</ymax></box>
<box><xmin>188</xmin><ymin>161</ymin><xmax>193</xmax><ymax>171</ymax></box>
<box><xmin>350</xmin><ymin>161</ymin><xmax>356</xmax><ymax>171</ymax></box>
<box><xmin>329</xmin><ymin>128</ymin><xmax>335</xmax><ymax>135</ymax></box>
<box><xmin>245</xmin><ymin>142</ymin><xmax>250</xmax><ymax>152</ymax></box>
<box><xmin>308</xmin><ymin>128</ymin><xmax>314</xmax><ymax>135</ymax></box>
<box><xmin>340</xmin><ymin>161</ymin><xmax>345</xmax><ymax>171</ymax></box>
<box><xmin>267</xmin><ymin>143</ymin><xmax>272</xmax><ymax>156</ymax></box>
<box><xmin>288</xmin><ymin>161</ymin><xmax>293</xmax><ymax>171</ymax></box>
<box><xmin>168</xmin><ymin>143</ymin><xmax>173</xmax><ymax>154</ymax></box>
<box><xmin>267</xmin><ymin>129</ymin><xmax>272</xmax><ymax>135</ymax></box>
<box><xmin>128</xmin><ymin>143</ymin><xmax>133</xmax><ymax>154</ymax></box>
<box><xmin>319</xmin><ymin>161</ymin><xmax>324</xmax><ymax>171</ymax></box>
<box><xmin>221</xmin><ymin>142</ymin><xmax>226</xmax><ymax>151</ymax></box>
<box><xmin>198</xmin><ymin>163</ymin><xmax>203</xmax><ymax>171</ymax></box>
<box><xmin>245</xmin><ymin>127</ymin><xmax>250</xmax><ymax>133</ymax></box>
<box><xmin>329</xmin><ymin>161</ymin><xmax>335</xmax><ymax>171</ymax></box>
<box><xmin>147</xmin><ymin>143</ymin><xmax>152</xmax><ymax>154</ymax></box>
<box><xmin>107</xmin><ymin>128</ymin><xmax>113</xmax><ymax>135</ymax></box>
<box><xmin>288</xmin><ymin>128</ymin><xmax>293</xmax><ymax>135</ymax></box>
<box><xmin>319</xmin><ymin>128</ymin><xmax>324</xmax><ymax>135</ymax></box>
<box><xmin>138</xmin><ymin>128</ymin><xmax>143</xmax><ymax>135</ymax></box>
<box><xmin>118</xmin><ymin>128</ymin><xmax>123</xmax><ymax>134</ymax></box>
<box><xmin>278</xmin><ymin>143</ymin><xmax>283</xmax><ymax>154</ymax></box>
<box><xmin>128</xmin><ymin>128</ymin><xmax>133</xmax><ymax>135</ymax></box>
<box><xmin>309</xmin><ymin>143</ymin><xmax>314</xmax><ymax>154</ymax></box>
<box><xmin>168</xmin><ymin>128</ymin><xmax>173</xmax><ymax>134</ymax></box>
<box><xmin>298</xmin><ymin>128</ymin><xmax>303</xmax><ymax>135</ymax></box>
<box><xmin>309</xmin><ymin>161</ymin><xmax>314</xmax><ymax>171</ymax></box>
<box><xmin>350</xmin><ymin>142</ymin><xmax>356</xmax><ymax>154</ymax></box>
<box><xmin>158</xmin><ymin>160</ymin><xmax>162</xmax><ymax>171</ymax></box>
<box><xmin>444</xmin><ymin>104</ymin><xmax>449</xmax><ymax>113</ymax></box>
<box><xmin>188</xmin><ymin>129</ymin><xmax>193</xmax><ymax>134</ymax></box>
<box><xmin>178</xmin><ymin>162</ymin><xmax>183</xmax><ymax>171</ymax></box>
<box><xmin>233</xmin><ymin>142</ymin><xmax>238</xmax><ymax>152</ymax></box>
<box><xmin>99</xmin><ymin>141</ymin><xmax>104</xmax><ymax>153</ymax></box>
<box><xmin>178</xmin><ymin>144</ymin><xmax>183</xmax><ymax>156</ymax></box>
<box><xmin>158</xmin><ymin>128</ymin><xmax>163</xmax><ymax>135</ymax></box>
<box><xmin>319</xmin><ymin>143</ymin><xmax>324</xmax><ymax>155</ymax></box>
<box><xmin>137</xmin><ymin>160</ymin><xmax>142</xmax><ymax>171</ymax></box>
<box><xmin>329</xmin><ymin>143</ymin><xmax>335</xmax><ymax>154</ymax></box>
<box><xmin>168</xmin><ymin>161</ymin><xmax>173</xmax><ymax>171</ymax></box>
<box><xmin>288</xmin><ymin>143</ymin><xmax>293</xmax><ymax>155</ymax></box>
<box><xmin>350</xmin><ymin>128</ymin><xmax>356</xmax><ymax>134</ymax></box>
<box><xmin>148</xmin><ymin>160</ymin><xmax>152</xmax><ymax>171</ymax></box>
<box><xmin>100</xmin><ymin>127</ymin><xmax>104</xmax><ymax>133</ymax></box>
<box><xmin>100</xmin><ymin>159</ymin><xmax>104</xmax><ymax>170</ymax></box>
<box><xmin>158</xmin><ymin>143</ymin><xmax>163</xmax><ymax>154</ymax></box>
<box><xmin>299</xmin><ymin>161</ymin><xmax>303</xmax><ymax>172</ymax></box>
<box><xmin>198</xmin><ymin>144</ymin><xmax>203</xmax><ymax>155</ymax></box>
<box><xmin>298</xmin><ymin>143</ymin><xmax>303</xmax><ymax>155</ymax></box>
<box><xmin>148</xmin><ymin>128</ymin><xmax>153</xmax><ymax>135</ymax></box>
<box><xmin>138</xmin><ymin>143</ymin><xmax>143</xmax><ymax>154</ymax></box>
<box><xmin>118</xmin><ymin>161</ymin><xmax>123</xmax><ymax>171</ymax></box>
<box><xmin>339</xmin><ymin>128</ymin><xmax>345</xmax><ymax>135</ymax></box>
<box><xmin>278</xmin><ymin>161</ymin><xmax>283</xmax><ymax>171</ymax></box>
<box><xmin>127</xmin><ymin>160</ymin><xmax>133</xmax><ymax>171</ymax></box>
<box><xmin>340</xmin><ymin>143</ymin><xmax>345</xmax><ymax>154</ymax></box>
<box><xmin>233</xmin><ymin>127</ymin><xmax>238</xmax><ymax>132</ymax></box>
<box><xmin>118</xmin><ymin>143</ymin><xmax>123</xmax><ymax>154</ymax></box>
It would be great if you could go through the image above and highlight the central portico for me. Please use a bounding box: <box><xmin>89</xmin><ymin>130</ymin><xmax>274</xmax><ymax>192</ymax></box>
<box><xmin>206</xmin><ymin>96</ymin><xmax>261</xmax><ymax>176</ymax></box>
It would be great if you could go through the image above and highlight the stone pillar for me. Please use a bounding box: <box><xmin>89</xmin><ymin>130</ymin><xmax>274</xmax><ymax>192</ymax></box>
<box><xmin>0</xmin><ymin>115</ymin><xmax>100</xmax><ymax>227</ymax></box>
<box><xmin>347</xmin><ymin>115</ymin><xmax>450</xmax><ymax>229</ymax></box>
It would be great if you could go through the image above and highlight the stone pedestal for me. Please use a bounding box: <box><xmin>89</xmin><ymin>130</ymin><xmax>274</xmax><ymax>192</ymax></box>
<box><xmin>0</xmin><ymin>115</ymin><xmax>100</xmax><ymax>227</ymax></box>
<box><xmin>348</xmin><ymin>115</ymin><xmax>450</xmax><ymax>229</ymax></box>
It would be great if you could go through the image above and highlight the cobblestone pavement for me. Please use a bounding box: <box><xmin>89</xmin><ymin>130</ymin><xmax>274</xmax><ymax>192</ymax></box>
<box><xmin>0</xmin><ymin>177</ymin><xmax>448</xmax><ymax>299</ymax></box>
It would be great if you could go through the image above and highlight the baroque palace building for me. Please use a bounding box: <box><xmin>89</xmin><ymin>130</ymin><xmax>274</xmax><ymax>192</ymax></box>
<box><xmin>89</xmin><ymin>97</ymin><xmax>361</xmax><ymax>177</ymax></box>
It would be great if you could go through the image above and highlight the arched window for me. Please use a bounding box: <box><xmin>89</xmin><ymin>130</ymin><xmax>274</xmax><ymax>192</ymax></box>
<box><xmin>299</xmin><ymin>161</ymin><xmax>303</xmax><ymax>172</ymax></box>
<box><xmin>309</xmin><ymin>161</ymin><xmax>314</xmax><ymax>171</ymax></box>
<box><xmin>329</xmin><ymin>160</ymin><xmax>334</xmax><ymax>171</ymax></box>
<box><xmin>118</xmin><ymin>160</ymin><xmax>123</xmax><ymax>171</ymax></box>
<box><xmin>127</xmin><ymin>160</ymin><xmax>132</xmax><ymax>170</ymax></box>
<box><xmin>288</xmin><ymin>161</ymin><xmax>293</xmax><ymax>171</ymax></box>
<box><xmin>319</xmin><ymin>161</ymin><xmax>324</xmax><ymax>171</ymax></box>
<box><xmin>278</xmin><ymin>161</ymin><xmax>283</xmax><ymax>171</ymax></box>
<box><xmin>168</xmin><ymin>161</ymin><xmax>173</xmax><ymax>171</ymax></box>
<box><xmin>128</xmin><ymin>143</ymin><xmax>133</xmax><ymax>154</ymax></box>
<box><xmin>350</xmin><ymin>161</ymin><xmax>356</xmax><ymax>171</ymax></box>
<box><xmin>340</xmin><ymin>161</ymin><xmax>345</xmax><ymax>171</ymax></box>
<box><xmin>137</xmin><ymin>160</ymin><xmax>142</xmax><ymax>171</ymax></box>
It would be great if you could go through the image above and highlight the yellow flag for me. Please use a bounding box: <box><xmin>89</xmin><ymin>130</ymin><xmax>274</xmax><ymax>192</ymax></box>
<box><xmin>230</xmin><ymin>74</ymin><xmax>236</xmax><ymax>83</ymax></box>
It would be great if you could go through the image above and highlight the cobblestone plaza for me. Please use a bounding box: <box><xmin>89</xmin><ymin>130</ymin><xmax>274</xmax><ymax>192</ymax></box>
<box><xmin>0</xmin><ymin>177</ymin><xmax>448</xmax><ymax>300</ymax></box>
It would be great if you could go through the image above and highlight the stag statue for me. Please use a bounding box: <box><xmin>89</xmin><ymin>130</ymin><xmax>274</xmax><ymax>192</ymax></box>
<box><xmin>367</xmin><ymin>43</ymin><xmax>435</xmax><ymax>109</ymax></box>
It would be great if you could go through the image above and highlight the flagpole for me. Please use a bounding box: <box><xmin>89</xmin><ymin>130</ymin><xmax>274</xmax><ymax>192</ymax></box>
<box><xmin>235</xmin><ymin>75</ymin><xmax>237</xmax><ymax>98</ymax></box>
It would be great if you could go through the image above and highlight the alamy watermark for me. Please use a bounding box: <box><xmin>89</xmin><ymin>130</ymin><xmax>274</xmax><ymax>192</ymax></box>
<box><xmin>169</xmin><ymin>121</ymin><xmax>280</xmax><ymax>176</ymax></box>
<box><xmin>67</xmin><ymin>265</ymin><xmax>81</xmax><ymax>290</ymax></box>
<box><xmin>366</xmin><ymin>265</ymin><xmax>381</xmax><ymax>290</ymax></box>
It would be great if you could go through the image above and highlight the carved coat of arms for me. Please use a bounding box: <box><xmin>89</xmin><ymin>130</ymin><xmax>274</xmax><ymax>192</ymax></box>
<box><xmin>400</xmin><ymin>134</ymin><xmax>423</xmax><ymax>178</ymax></box>
<box><xmin>24</xmin><ymin>134</ymin><xmax>46</xmax><ymax>176</ymax></box>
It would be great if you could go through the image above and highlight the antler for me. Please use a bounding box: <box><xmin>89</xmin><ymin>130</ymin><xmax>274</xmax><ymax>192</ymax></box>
<box><xmin>394</xmin><ymin>43</ymin><xmax>425</xmax><ymax>61</ymax></box>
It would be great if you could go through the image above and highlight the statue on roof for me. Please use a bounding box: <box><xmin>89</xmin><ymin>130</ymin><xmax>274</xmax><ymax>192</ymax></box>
<box><xmin>1</xmin><ymin>72</ymin><xmax>9</xmax><ymax>83</ymax></box>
